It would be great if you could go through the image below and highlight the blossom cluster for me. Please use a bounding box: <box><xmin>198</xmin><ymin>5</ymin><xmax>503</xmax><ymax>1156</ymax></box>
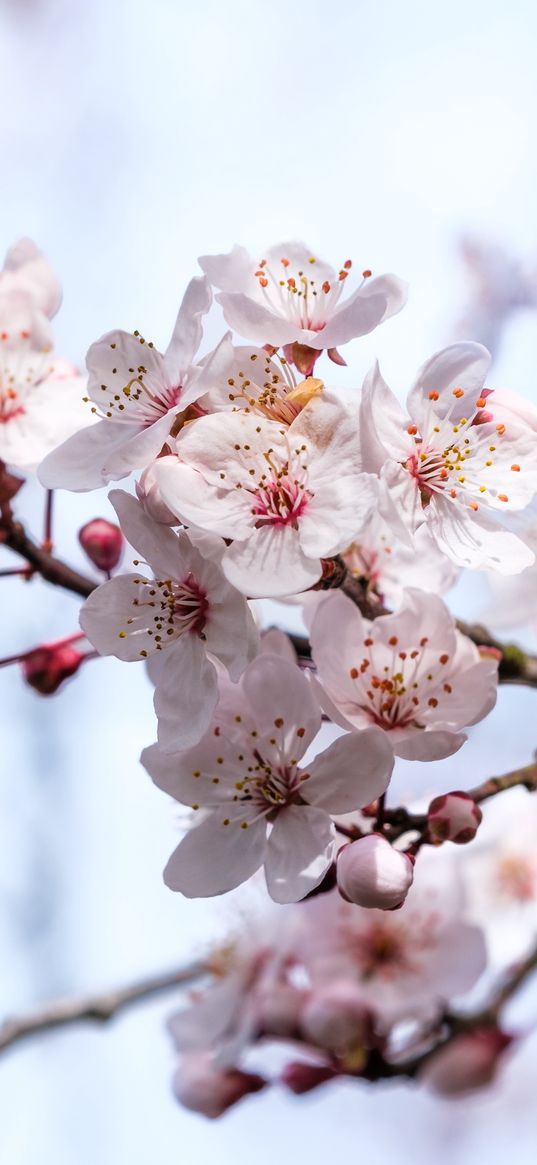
<box><xmin>2</xmin><ymin>236</ymin><xmax>537</xmax><ymax>1115</ymax></box>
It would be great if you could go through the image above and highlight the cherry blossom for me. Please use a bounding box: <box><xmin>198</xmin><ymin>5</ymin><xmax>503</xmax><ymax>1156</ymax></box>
<box><xmin>79</xmin><ymin>490</ymin><xmax>257</xmax><ymax>751</ymax></box>
<box><xmin>142</xmin><ymin>653</ymin><xmax>394</xmax><ymax>902</ymax></box>
<box><xmin>201</xmin><ymin>335</ymin><xmax>328</xmax><ymax>423</ymax></box>
<box><xmin>340</xmin><ymin>511</ymin><xmax>459</xmax><ymax>607</ymax></box>
<box><xmin>309</xmin><ymin>589</ymin><xmax>498</xmax><ymax>760</ymax></box>
<box><xmin>38</xmin><ymin>276</ymin><xmax>220</xmax><ymax>490</ymax></box>
<box><xmin>153</xmin><ymin>395</ymin><xmax>377</xmax><ymax>598</ymax></box>
<box><xmin>199</xmin><ymin>242</ymin><xmax>407</xmax><ymax>359</ymax></box>
<box><xmin>297</xmin><ymin>852</ymin><xmax>487</xmax><ymax>1026</ymax></box>
<box><xmin>0</xmin><ymin>308</ymin><xmax>90</xmax><ymax>474</ymax></box>
<box><xmin>360</xmin><ymin>341</ymin><xmax>537</xmax><ymax>572</ymax></box>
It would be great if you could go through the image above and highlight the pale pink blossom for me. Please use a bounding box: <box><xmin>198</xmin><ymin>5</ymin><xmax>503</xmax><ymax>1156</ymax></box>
<box><xmin>336</xmin><ymin>834</ymin><xmax>414</xmax><ymax>909</ymax></box>
<box><xmin>360</xmin><ymin>341</ymin><xmax>537</xmax><ymax>573</ymax></box>
<box><xmin>79</xmin><ymin>491</ymin><xmax>257</xmax><ymax>751</ymax></box>
<box><xmin>0</xmin><ymin>319</ymin><xmax>90</xmax><ymax>474</ymax></box>
<box><xmin>309</xmin><ymin>588</ymin><xmax>498</xmax><ymax>760</ymax></box>
<box><xmin>201</xmin><ymin>335</ymin><xmax>328</xmax><ymax>423</ymax></box>
<box><xmin>142</xmin><ymin>654</ymin><xmax>393</xmax><ymax>901</ymax></box>
<box><xmin>38</xmin><ymin>276</ymin><xmax>220</xmax><ymax>490</ymax></box>
<box><xmin>340</xmin><ymin>511</ymin><xmax>459</xmax><ymax>607</ymax></box>
<box><xmin>297</xmin><ymin>852</ymin><xmax>487</xmax><ymax>1026</ymax></box>
<box><xmin>154</xmin><ymin>395</ymin><xmax>377</xmax><ymax>598</ymax></box>
<box><xmin>199</xmin><ymin>242</ymin><xmax>407</xmax><ymax>355</ymax></box>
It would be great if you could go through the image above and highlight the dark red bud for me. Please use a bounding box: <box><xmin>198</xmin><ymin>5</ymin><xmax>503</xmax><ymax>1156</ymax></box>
<box><xmin>22</xmin><ymin>643</ymin><xmax>86</xmax><ymax>695</ymax></box>
<box><xmin>280</xmin><ymin>1061</ymin><xmax>338</xmax><ymax>1094</ymax></box>
<box><xmin>79</xmin><ymin>519</ymin><xmax>123</xmax><ymax>572</ymax></box>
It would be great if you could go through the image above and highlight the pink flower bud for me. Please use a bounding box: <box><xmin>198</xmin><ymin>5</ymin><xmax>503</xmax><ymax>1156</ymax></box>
<box><xmin>173</xmin><ymin>1054</ymin><xmax>265</xmax><ymax>1118</ymax></box>
<box><xmin>256</xmin><ymin>984</ymin><xmax>305</xmax><ymax>1038</ymax></box>
<box><xmin>78</xmin><ymin>519</ymin><xmax>123</xmax><ymax>572</ymax></box>
<box><xmin>421</xmin><ymin>1028</ymin><xmax>513</xmax><ymax>1097</ymax></box>
<box><xmin>427</xmin><ymin>791</ymin><xmax>482</xmax><ymax>845</ymax></box>
<box><xmin>301</xmin><ymin>982</ymin><xmax>369</xmax><ymax>1052</ymax></box>
<box><xmin>22</xmin><ymin>642</ymin><xmax>86</xmax><ymax>695</ymax></box>
<box><xmin>280</xmin><ymin>1061</ymin><xmax>338</xmax><ymax>1094</ymax></box>
<box><xmin>336</xmin><ymin>834</ymin><xmax>414</xmax><ymax>909</ymax></box>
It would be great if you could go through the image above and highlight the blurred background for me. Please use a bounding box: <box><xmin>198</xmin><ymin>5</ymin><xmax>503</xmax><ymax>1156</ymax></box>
<box><xmin>1</xmin><ymin>0</ymin><xmax>537</xmax><ymax>1161</ymax></box>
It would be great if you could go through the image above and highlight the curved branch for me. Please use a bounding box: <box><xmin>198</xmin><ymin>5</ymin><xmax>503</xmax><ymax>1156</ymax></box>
<box><xmin>0</xmin><ymin>962</ymin><xmax>205</xmax><ymax>1054</ymax></box>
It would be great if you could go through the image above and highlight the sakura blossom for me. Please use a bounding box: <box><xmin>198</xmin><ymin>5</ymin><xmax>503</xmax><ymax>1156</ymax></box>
<box><xmin>79</xmin><ymin>490</ymin><xmax>258</xmax><ymax>751</ymax></box>
<box><xmin>360</xmin><ymin>341</ymin><xmax>537</xmax><ymax>572</ymax></box>
<box><xmin>0</xmin><ymin>302</ymin><xmax>91</xmax><ymax>474</ymax></box>
<box><xmin>340</xmin><ymin>511</ymin><xmax>459</xmax><ymax>607</ymax></box>
<box><xmin>153</xmin><ymin>394</ymin><xmax>377</xmax><ymax>597</ymax></box>
<box><xmin>309</xmin><ymin>588</ymin><xmax>499</xmax><ymax>760</ymax></box>
<box><xmin>201</xmin><ymin>335</ymin><xmax>328</xmax><ymax>423</ymax></box>
<box><xmin>38</xmin><ymin>275</ymin><xmax>220</xmax><ymax>490</ymax></box>
<box><xmin>142</xmin><ymin>653</ymin><xmax>394</xmax><ymax>902</ymax></box>
<box><xmin>199</xmin><ymin>242</ymin><xmax>407</xmax><ymax>362</ymax></box>
<box><xmin>297</xmin><ymin>851</ymin><xmax>487</xmax><ymax>1026</ymax></box>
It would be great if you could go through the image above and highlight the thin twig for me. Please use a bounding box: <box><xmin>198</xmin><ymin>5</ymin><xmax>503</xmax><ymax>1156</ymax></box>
<box><xmin>0</xmin><ymin>962</ymin><xmax>206</xmax><ymax>1054</ymax></box>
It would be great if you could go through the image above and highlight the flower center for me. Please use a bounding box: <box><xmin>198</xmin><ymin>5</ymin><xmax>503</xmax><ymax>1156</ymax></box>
<box><xmin>250</xmin><ymin>458</ymin><xmax>311</xmax><ymax>528</ymax></box>
<box><xmin>88</xmin><ymin>332</ymin><xmax>182</xmax><ymax>427</ymax></box>
<box><xmin>123</xmin><ymin>571</ymin><xmax>208</xmax><ymax>656</ymax></box>
<box><xmin>253</xmin><ymin>255</ymin><xmax>370</xmax><ymax>332</ymax></box>
<box><xmin>348</xmin><ymin>632</ymin><xmax>454</xmax><ymax>730</ymax></box>
<box><xmin>227</xmin><ymin>351</ymin><xmax>324</xmax><ymax>423</ymax></box>
<box><xmin>403</xmin><ymin>387</ymin><xmax>519</xmax><ymax>512</ymax></box>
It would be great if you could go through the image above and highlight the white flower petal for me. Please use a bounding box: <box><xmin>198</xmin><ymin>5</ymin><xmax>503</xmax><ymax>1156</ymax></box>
<box><xmin>305</xmin><ymin>728</ymin><xmax>393</xmax><ymax>812</ymax></box>
<box><xmin>265</xmin><ymin>806</ymin><xmax>334</xmax><ymax>903</ymax></box>
<box><xmin>164</xmin><ymin>812</ymin><xmax>267</xmax><ymax>897</ymax></box>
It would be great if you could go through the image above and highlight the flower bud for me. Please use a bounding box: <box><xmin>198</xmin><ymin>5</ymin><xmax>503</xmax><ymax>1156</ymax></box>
<box><xmin>280</xmin><ymin>1061</ymin><xmax>337</xmax><ymax>1094</ymax></box>
<box><xmin>78</xmin><ymin>518</ymin><xmax>123</xmax><ymax>572</ymax></box>
<box><xmin>336</xmin><ymin>834</ymin><xmax>414</xmax><ymax>910</ymax></box>
<box><xmin>21</xmin><ymin>642</ymin><xmax>86</xmax><ymax>695</ymax></box>
<box><xmin>301</xmin><ymin>982</ymin><xmax>369</xmax><ymax>1052</ymax></box>
<box><xmin>173</xmin><ymin>1054</ymin><xmax>265</xmax><ymax>1118</ymax></box>
<box><xmin>256</xmin><ymin>984</ymin><xmax>305</xmax><ymax>1038</ymax></box>
<box><xmin>427</xmin><ymin>791</ymin><xmax>482</xmax><ymax>845</ymax></box>
<box><xmin>421</xmin><ymin>1028</ymin><xmax>513</xmax><ymax>1097</ymax></box>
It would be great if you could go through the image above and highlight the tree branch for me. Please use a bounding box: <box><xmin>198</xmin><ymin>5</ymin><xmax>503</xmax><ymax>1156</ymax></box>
<box><xmin>0</xmin><ymin>962</ymin><xmax>205</xmax><ymax>1055</ymax></box>
<box><xmin>1</xmin><ymin>519</ymin><xmax>96</xmax><ymax>599</ymax></box>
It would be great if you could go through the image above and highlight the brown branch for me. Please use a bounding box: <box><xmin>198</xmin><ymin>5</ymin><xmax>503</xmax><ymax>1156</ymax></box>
<box><xmin>1</xmin><ymin>519</ymin><xmax>96</xmax><ymax>599</ymax></box>
<box><xmin>0</xmin><ymin>962</ymin><xmax>206</xmax><ymax>1055</ymax></box>
<box><xmin>333</xmin><ymin>761</ymin><xmax>537</xmax><ymax>849</ymax></box>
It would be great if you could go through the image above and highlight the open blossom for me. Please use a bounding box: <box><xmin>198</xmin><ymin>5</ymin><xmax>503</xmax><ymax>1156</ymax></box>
<box><xmin>309</xmin><ymin>589</ymin><xmax>498</xmax><ymax>760</ymax></box>
<box><xmin>340</xmin><ymin>511</ymin><xmax>459</xmax><ymax>607</ymax></box>
<box><xmin>79</xmin><ymin>490</ymin><xmax>257</xmax><ymax>751</ymax></box>
<box><xmin>0</xmin><ymin>304</ymin><xmax>90</xmax><ymax>474</ymax></box>
<box><xmin>38</xmin><ymin>276</ymin><xmax>222</xmax><ymax>490</ymax></box>
<box><xmin>201</xmin><ymin>335</ymin><xmax>328</xmax><ymax>424</ymax></box>
<box><xmin>360</xmin><ymin>341</ymin><xmax>537</xmax><ymax>572</ymax></box>
<box><xmin>154</xmin><ymin>395</ymin><xmax>377</xmax><ymax>598</ymax></box>
<box><xmin>142</xmin><ymin>654</ymin><xmax>393</xmax><ymax>902</ymax></box>
<box><xmin>199</xmin><ymin>242</ymin><xmax>407</xmax><ymax>358</ymax></box>
<box><xmin>297</xmin><ymin>852</ymin><xmax>487</xmax><ymax>1026</ymax></box>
